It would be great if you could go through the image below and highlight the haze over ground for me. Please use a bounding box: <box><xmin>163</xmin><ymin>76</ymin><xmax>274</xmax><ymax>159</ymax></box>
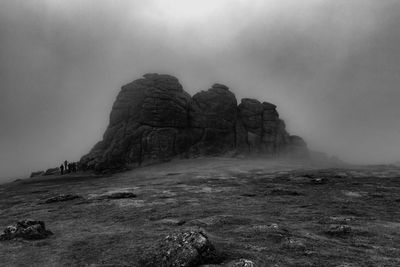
<box><xmin>1</xmin><ymin>0</ymin><xmax>400</xmax><ymax>181</ymax></box>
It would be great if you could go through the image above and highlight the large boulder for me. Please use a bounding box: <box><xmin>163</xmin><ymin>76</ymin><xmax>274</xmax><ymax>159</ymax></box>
<box><xmin>190</xmin><ymin>84</ymin><xmax>237</xmax><ymax>130</ymax></box>
<box><xmin>237</xmin><ymin>99</ymin><xmax>264</xmax><ymax>153</ymax></box>
<box><xmin>80</xmin><ymin>73</ymin><xmax>307</xmax><ymax>171</ymax></box>
<box><xmin>188</xmin><ymin>84</ymin><xmax>237</xmax><ymax>155</ymax></box>
<box><xmin>80</xmin><ymin>74</ymin><xmax>192</xmax><ymax>171</ymax></box>
<box><xmin>236</xmin><ymin>99</ymin><xmax>300</xmax><ymax>154</ymax></box>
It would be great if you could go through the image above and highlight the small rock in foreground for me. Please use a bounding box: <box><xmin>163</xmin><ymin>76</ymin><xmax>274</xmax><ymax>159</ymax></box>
<box><xmin>325</xmin><ymin>224</ymin><xmax>352</xmax><ymax>237</ymax></box>
<box><xmin>104</xmin><ymin>192</ymin><xmax>137</xmax><ymax>199</ymax></box>
<box><xmin>44</xmin><ymin>194</ymin><xmax>82</xmax><ymax>203</ymax></box>
<box><xmin>310</xmin><ymin>177</ymin><xmax>328</xmax><ymax>185</ymax></box>
<box><xmin>139</xmin><ymin>228</ymin><xmax>221</xmax><ymax>267</ymax></box>
<box><xmin>0</xmin><ymin>220</ymin><xmax>53</xmax><ymax>241</ymax></box>
<box><xmin>225</xmin><ymin>259</ymin><xmax>255</xmax><ymax>267</ymax></box>
<box><xmin>269</xmin><ymin>189</ymin><xmax>302</xmax><ymax>196</ymax></box>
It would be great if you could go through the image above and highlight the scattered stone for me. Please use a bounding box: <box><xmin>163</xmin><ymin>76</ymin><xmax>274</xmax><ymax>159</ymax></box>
<box><xmin>189</xmin><ymin>215</ymin><xmax>251</xmax><ymax>227</ymax></box>
<box><xmin>240</xmin><ymin>193</ymin><xmax>257</xmax><ymax>197</ymax></box>
<box><xmin>281</xmin><ymin>238</ymin><xmax>307</xmax><ymax>251</ymax></box>
<box><xmin>369</xmin><ymin>193</ymin><xmax>384</xmax><ymax>198</ymax></box>
<box><xmin>319</xmin><ymin>216</ymin><xmax>353</xmax><ymax>225</ymax></box>
<box><xmin>139</xmin><ymin>228</ymin><xmax>221</xmax><ymax>267</ymax></box>
<box><xmin>325</xmin><ymin>224</ymin><xmax>352</xmax><ymax>237</ymax></box>
<box><xmin>43</xmin><ymin>194</ymin><xmax>82</xmax><ymax>204</ymax></box>
<box><xmin>250</xmin><ymin>223</ymin><xmax>289</xmax><ymax>243</ymax></box>
<box><xmin>166</xmin><ymin>172</ymin><xmax>181</xmax><ymax>176</ymax></box>
<box><xmin>269</xmin><ymin>189</ymin><xmax>302</xmax><ymax>196</ymax></box>
<box><xmin>225</xmin><ymin>259</ymin><xmax>255</xmax><ymax>267</ymax></box>
<box><xmin>335</xmin><ymin>263</ymin><xmax>359</xmax><ymax>267</ymax></box>
<box><xmin>0</xmin><ymin>220</ymin><xmax>53</xmax><ymax>241</ymax></box>
<box><xmin>310</xmin><ymin>177</ymin><xmax>328</xmax><ymax>185</ymax></box>
<box><xmin>156</xmin><ymin>218</ymin><xmax>186</xmax><ymax>226</ymax></box>
<box><xmin>103</xmin><ymin>192</ymin><xmax>137</xmax><ymax>199</ymax></box>
<box><xmin>343</xmin><ymin>191</ymin><xmax>363</xmax><ymax>198</ymax></box>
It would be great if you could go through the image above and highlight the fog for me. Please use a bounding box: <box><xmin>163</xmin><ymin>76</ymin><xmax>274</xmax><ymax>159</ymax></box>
<box><xmin>1</xmin><ymin>0</ymin><xmax>400</xmax><ymax>181</ymax></box>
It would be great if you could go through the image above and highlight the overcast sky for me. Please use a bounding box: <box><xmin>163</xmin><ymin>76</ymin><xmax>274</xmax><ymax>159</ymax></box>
<box><xmin>1</xmin><ymin>0</ymin><xmax>400</xmax><ymax>181</ymax></box>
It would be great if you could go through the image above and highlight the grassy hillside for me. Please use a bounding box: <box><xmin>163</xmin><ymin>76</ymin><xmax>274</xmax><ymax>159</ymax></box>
<box><xmin>0</xmin><ymin>158</ymin><xmax>399</xmax><ymax>266</ymax></box>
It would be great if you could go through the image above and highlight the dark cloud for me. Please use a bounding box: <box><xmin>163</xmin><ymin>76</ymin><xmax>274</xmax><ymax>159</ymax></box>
<box><xmin>1</xmin><ymin>0</ymin><xmax>400</xmax><ymax>181</ymax></box>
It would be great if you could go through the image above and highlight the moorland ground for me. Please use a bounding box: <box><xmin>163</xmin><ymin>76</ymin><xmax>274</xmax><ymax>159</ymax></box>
<box><xmin>0</xmin><ymin>157</ymin><xmax>400</xmax><ymax>266</ymax></box>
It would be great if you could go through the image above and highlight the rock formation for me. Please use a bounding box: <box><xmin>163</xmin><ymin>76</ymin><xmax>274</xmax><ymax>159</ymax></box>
<box><xmin>80</xmin><ymin>73</ymin><xmax>307</xmax><ymax>171</ymax></box>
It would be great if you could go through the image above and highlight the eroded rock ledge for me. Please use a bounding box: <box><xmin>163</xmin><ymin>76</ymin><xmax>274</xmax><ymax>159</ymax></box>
<box><xmin>80</xmin><ymin>73</ymin><xmax>307</xmax><ymax>171</ymax></box>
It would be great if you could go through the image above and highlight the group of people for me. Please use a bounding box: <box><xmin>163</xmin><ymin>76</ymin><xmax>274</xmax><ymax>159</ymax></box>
<box><xmin>59</xmin><ymin>160</ymin><xmax>78</xmax><ymax>175</ymax></box>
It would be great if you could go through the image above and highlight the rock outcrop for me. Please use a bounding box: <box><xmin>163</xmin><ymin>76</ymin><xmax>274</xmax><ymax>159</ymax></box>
<box><xmin>80</xmin><ymin>73</ymin><xmax>307</xmax><ymax>171</ymax></box>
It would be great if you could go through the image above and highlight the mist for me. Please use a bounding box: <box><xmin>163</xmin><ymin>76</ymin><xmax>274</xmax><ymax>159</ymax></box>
<box><xmin>1</xmin><ymin>0</ymin><xmax>400</xmax><ymax>182</ymax></box>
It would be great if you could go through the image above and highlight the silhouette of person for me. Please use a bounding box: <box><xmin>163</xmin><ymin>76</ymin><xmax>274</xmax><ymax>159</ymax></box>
<box><xmin>60</xmin><ymin>164</ymin><xmax>64</xmax><ymax>175</ymax></box>
<box><xmin>67</xmin><ymin>163</ymin><xmax>72</xmax><ymax>174</ymax></box>
<box><xmin>64</xmin><ymin>160</ymin><xmax>68</xmax><ymax>172</ymax></box>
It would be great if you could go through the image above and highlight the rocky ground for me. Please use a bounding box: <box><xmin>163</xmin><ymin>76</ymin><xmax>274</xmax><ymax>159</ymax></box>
<box><xmin>1</xmin><ymin>157</ymin><xmax>400</xmax><ymax>266</ymax></box>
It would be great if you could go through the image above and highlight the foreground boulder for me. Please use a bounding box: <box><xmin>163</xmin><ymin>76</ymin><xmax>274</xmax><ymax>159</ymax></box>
<box><xmin>139</xmin><ymin>228</ymin><xmax>221</xmax><ymax>267</ymax></box>
<box><xmin>225</xmin><ymin>259</ymin><xmax>255</xmax><ymax>267</ymax></box>
<box><xmin>0</xmin><ymin>220</ymin><xmax>53</xmax><ymax>241</ymax></box>
<box><xmin>80</xmin><ymin>73</ymin><xmax>307</xmax><ymax>171</ymax></box>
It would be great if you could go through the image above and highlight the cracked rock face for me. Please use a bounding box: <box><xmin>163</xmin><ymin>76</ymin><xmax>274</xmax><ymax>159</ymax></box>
<box><xmin>80</xmin><ymin>73</ymin><xmax>307</xmax><ymax>171</ymax></box>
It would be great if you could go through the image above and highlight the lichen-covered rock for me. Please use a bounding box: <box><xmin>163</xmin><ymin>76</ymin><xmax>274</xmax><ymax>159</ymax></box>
<box><xmin>139</xmin><ymin>228</ymin><xmax>221</xmax><ymax>267</ymax></box>
<box><xmin>0</xmin><ymin>220</ymin><xmax>53</xmax><ymax>241</ymax></box>
<box><xmin>80</xmin><ymin>73</ymin><xmax>307</xmax><ymax>171</ymax></box>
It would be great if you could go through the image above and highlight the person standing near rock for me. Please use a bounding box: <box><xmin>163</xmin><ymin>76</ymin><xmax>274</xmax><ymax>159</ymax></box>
<box><xmin>60</xmin><ymin>164</ymin><xmax>64</xmax><ymax>175</ymax></box>
<box><xmin>72</xmin><ymin>162</ymin><xmax>77</xmax><ymax>172</ymax></box>
<box><xmin>67</xmin><ymin>163</ymin><xmax>73</xmax><ymax>174</ymax></box>
<box><xmin>64</xmin><ymin>160</ymin><xmax>68</xmax><ymax>172</ymax></box>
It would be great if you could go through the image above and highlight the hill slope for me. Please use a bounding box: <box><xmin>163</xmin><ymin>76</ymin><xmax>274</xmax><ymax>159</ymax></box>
<box><xmin>1</xmin><ymin>158</ymin><xmax>400</xmax><ymax>266</ymax></box>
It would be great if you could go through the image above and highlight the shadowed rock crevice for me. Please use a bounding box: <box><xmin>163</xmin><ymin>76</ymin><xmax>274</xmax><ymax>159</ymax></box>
<box><xmin>80</xmin><ymin>73</ymin><xmax>307</xmax><ymax>171</ymax></box>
